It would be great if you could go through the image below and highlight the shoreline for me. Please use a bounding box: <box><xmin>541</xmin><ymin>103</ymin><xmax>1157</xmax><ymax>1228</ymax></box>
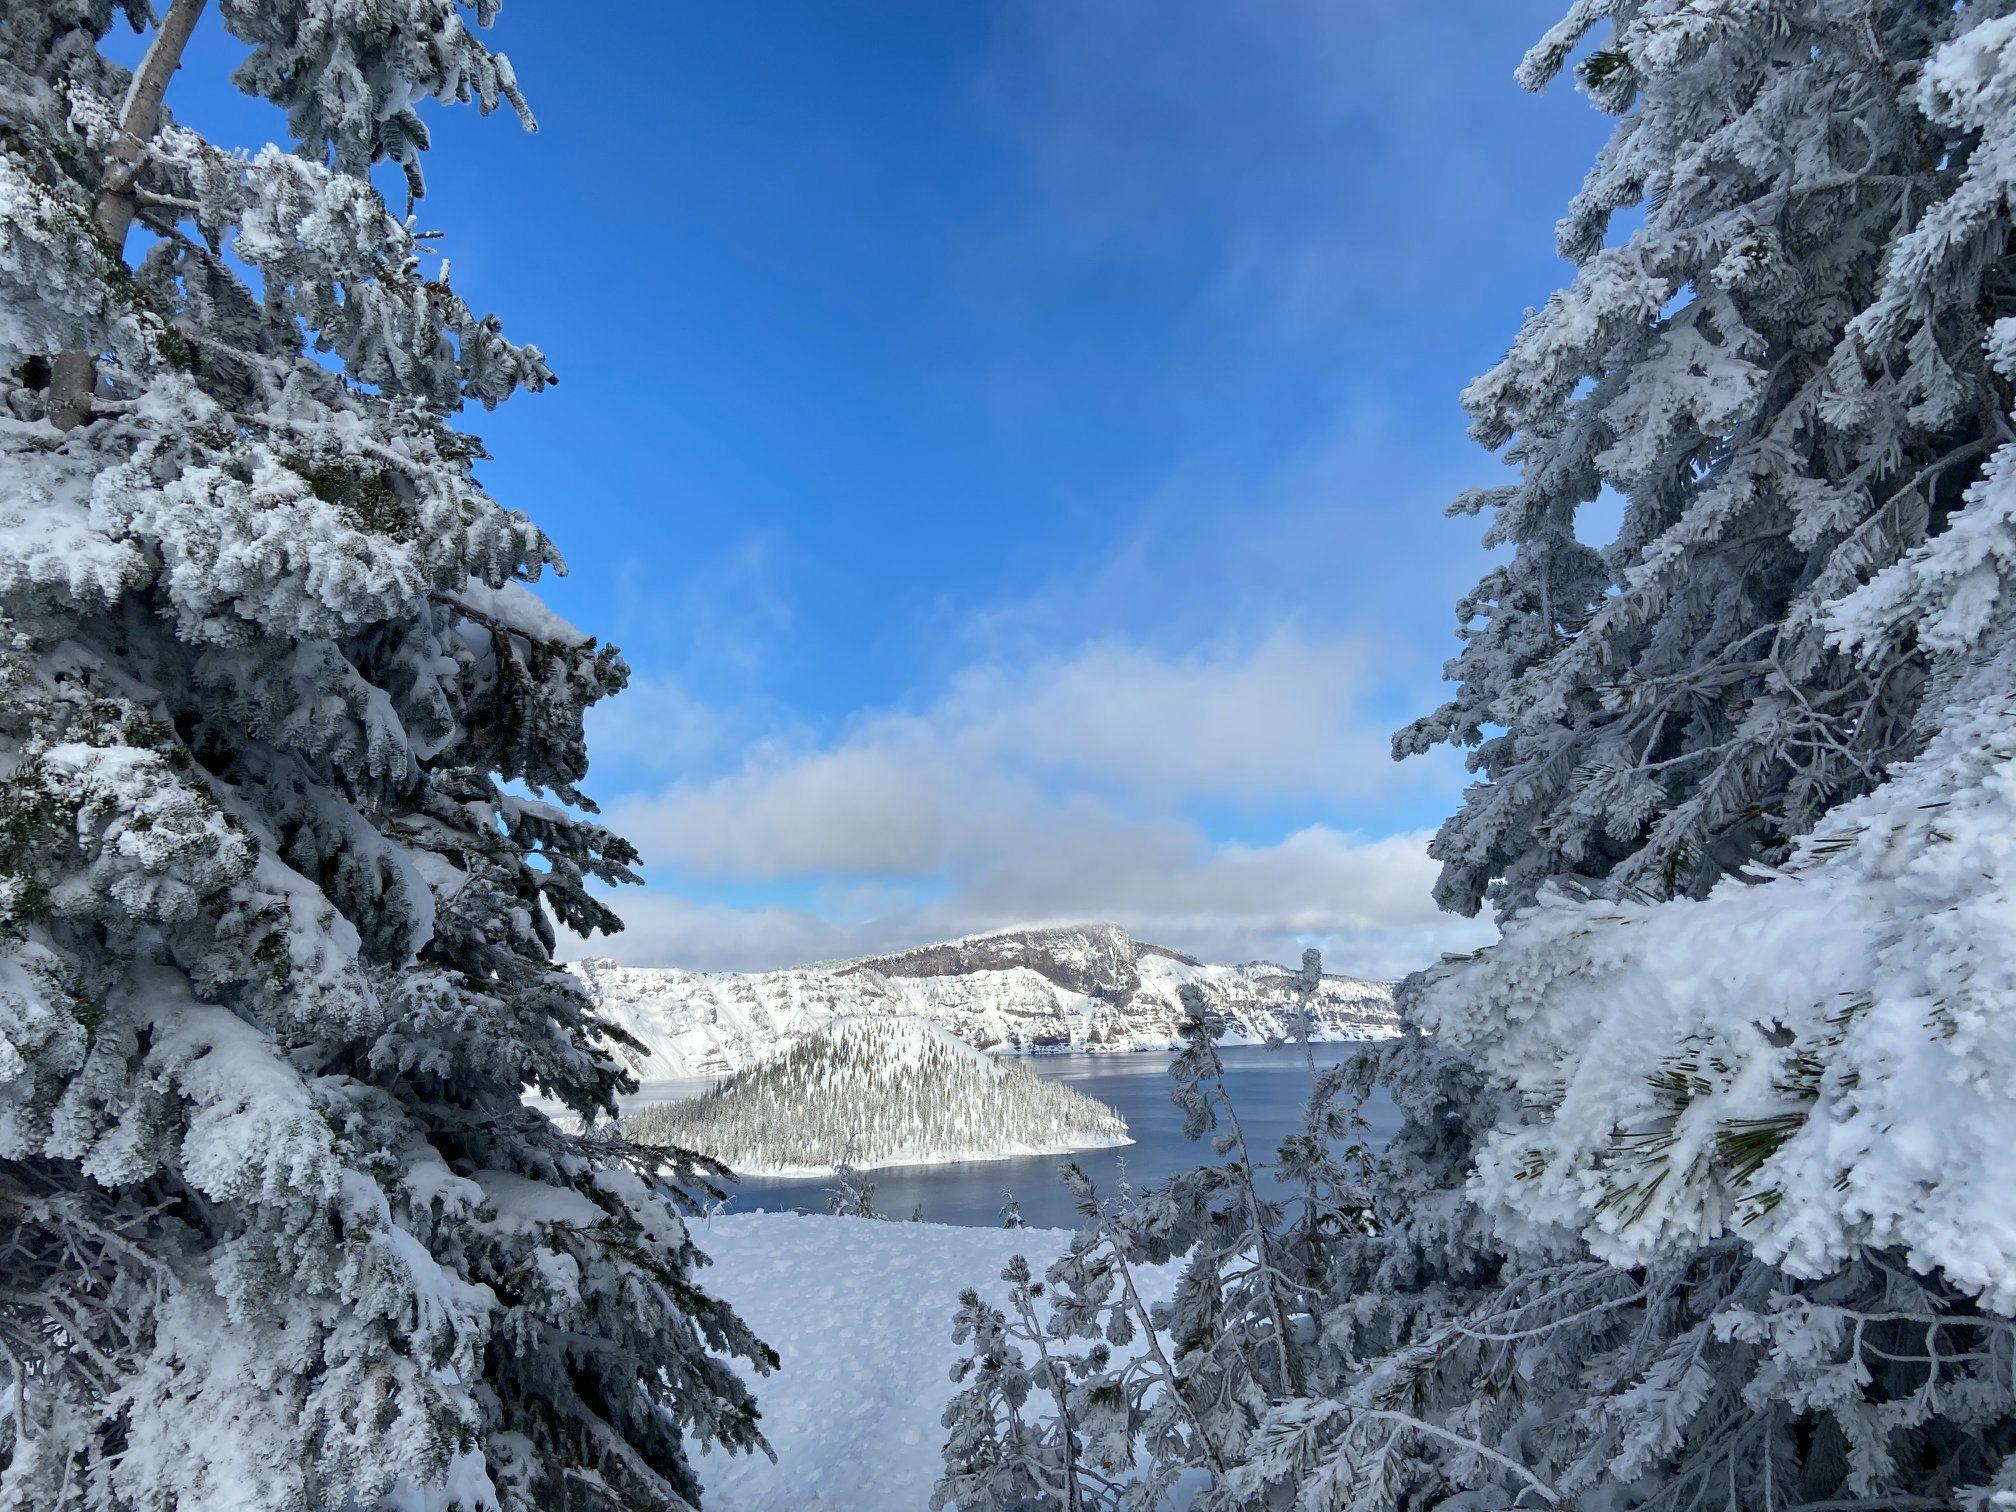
<box><xmin>649</xmin><ymin>1024</ymin><xmax>1403</xmax><ymax>1084</ymax></box>
<box><xmin>690</xmin><ymin>1130</ymin><xmax>1136</xmax><ymax>1181</ymax></box>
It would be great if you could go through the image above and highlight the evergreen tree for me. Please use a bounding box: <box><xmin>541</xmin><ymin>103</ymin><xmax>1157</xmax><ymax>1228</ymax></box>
<box><xmin>1316</xmin><ymin>1</ymin><xmax>2016</xmax><ymax>1506</ymax></box>
<box><xmin>938</xmin><ymin>1010</ymin><xmax>1386</xmax><ymax>1509</ymax></box>
<box><xmin>1272</xmin><ymin>965</ymin><xmax>1378</xmax><ymax>1337</ymax></box>
<box><xmin>0</xmin><ymin>3</ymin><xmax>771</xmax><ymax>1506</ymax></box>
<box><xmin>951</xmin><ymin>3</ymin><xmax>2016</xmax><ymax>1507</ymax></box>
<box><xmin>824</xmin><ymin>1162</ymin><xmax>882</xmax><ymax>1220</ymax></box>
<box><xmin>937</xmin><ymin>1279</ymin><xmax>1051</xmax><ymax>1512</ymax></box>
<box><xmin>1161</xmin><ymin>988</ymin><xmax>1304</xmax><ymax>1414</ymax></box>
<box><xmin>1398</xmin><ymin>0</ymin><xmax>2008</xmax><ymax>918</ymax></box>
<box><xmin>1039</xmin><ymin>1166</ymin><xmax>1220</xmax><ymax>1508</ymax></box>
<box><xmin>934</xmin><ymin>1254</ymin><xmax>1107</xmax><ymax>1512</ymax></box>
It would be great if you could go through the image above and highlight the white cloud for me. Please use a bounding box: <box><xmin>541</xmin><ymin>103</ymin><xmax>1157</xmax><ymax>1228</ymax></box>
<box><xmin>565</xmin><ymin>822</ymin><xmax>1489</xmax><ymax>980</ymax></box>
<box><xmin>612</xmin><ymin>739</ymin><xmax>989</xmax><ymax>879</ymax></box>
<box><xmin>942</xmin><ymin>632</ymin><xmax>1391</xmax><ymax>798</ymax></box>
<box><xmin>608</xmin><ymin>627</ymin><xmax>1417</xmax><ymax>880</ymax></box>
<box><xmin>573</xmin><ymin>626</ymin><xmax>1485</xmax><ymax>978</ymax></box>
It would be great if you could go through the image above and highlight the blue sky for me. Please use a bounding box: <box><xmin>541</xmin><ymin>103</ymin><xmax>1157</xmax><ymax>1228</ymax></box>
<box><xmin>144</xmin><ymin>2</ymin><xmax>1611</xmax><ymax>974</ymax></box>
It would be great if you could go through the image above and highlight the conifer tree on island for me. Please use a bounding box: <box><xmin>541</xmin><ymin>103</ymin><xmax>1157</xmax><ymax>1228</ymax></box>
<box><xmin>0</xmin><ymin>3</ymin><xmax>772</xmax><ymax>1507</ymax></box>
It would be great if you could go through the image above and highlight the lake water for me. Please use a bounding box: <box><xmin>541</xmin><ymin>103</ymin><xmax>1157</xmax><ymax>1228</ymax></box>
<box><xmin>625</xmin><ymin>1043</ymin><xmax>1400</xmax><ymax>1230</ymax></box>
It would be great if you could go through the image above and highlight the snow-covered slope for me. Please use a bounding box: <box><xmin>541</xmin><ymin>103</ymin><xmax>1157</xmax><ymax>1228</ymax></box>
<box><xmin>572</xmin><ymin>923</ymin><xmax>1399</xmax><ymax>1080</ymax></box>
<box><xmin>625</xmin><ymin>1016</ymin><xmax>1129</xmax><ymax>1175</ymax></box>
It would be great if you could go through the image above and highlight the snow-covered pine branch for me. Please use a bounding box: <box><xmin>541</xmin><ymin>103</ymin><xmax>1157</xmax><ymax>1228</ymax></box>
<box><xmin>0</xmin><ymin>5</ymin><xmax>770</xmax><ymax>1508</ymax></box>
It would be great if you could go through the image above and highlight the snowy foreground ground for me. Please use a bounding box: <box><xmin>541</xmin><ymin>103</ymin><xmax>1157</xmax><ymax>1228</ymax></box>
<box><xmin>689</xmin><ymin>1211</ymin><xmax>1178</xmax><ymax>1510</ymax></box>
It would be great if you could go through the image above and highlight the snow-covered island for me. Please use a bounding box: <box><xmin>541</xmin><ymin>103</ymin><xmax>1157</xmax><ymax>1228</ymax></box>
<box><xmin>574</xmin><ymin>922</ymin><xmax>1398</xmax><ymax>1080</ymax></box>
<box><xmin>624</xmin><ymin>1016</ymin><xmax>1131</xmax><ymax>1175</ymax></box>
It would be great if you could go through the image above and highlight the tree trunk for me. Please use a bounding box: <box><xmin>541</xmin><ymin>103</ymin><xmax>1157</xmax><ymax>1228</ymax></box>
<box><xmin>1015</xmin><ymin>1289</ymin><xmax>1086</xmax><ymax>1512</ymax></box>
<box><xmin>1107</xmin><ymin>1232</ymin><xmax>1229</xmax><ymax>1483</ymax></box>
<box><xmin>1218</xmin><ymin>1077</ymin><xmax>1303</xmax><ymax>1395</ymax></box>
<box><xmin>49</xmin><ymin>0</ymin><xmax>209</xmax><ymax>431</ymax></box>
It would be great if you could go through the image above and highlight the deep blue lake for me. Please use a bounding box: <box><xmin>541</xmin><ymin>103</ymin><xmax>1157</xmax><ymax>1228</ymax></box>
<box><xmin>627</xmin><ymin>1043</ymin><xmax>1400</xmax><ymax>1230</ymax></box>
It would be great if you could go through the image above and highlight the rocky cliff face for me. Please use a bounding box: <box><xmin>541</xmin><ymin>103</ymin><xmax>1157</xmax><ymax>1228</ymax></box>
<box><xmin>837</xmin><ymin>923</ymin><xmax>1160</xmax><ymax>1002</ymax></box>
<box><xmin>571</xmin><ymin>924</ymin><xmax>1400</xmax><ymax>1081</ymax></box>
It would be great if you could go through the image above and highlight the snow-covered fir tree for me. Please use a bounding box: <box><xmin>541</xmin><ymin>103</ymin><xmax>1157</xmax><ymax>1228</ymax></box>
<box><xmin>824</xmin><ymin>1163</ymin><xmax>883</xmax><ymax>1221</ymax></box>
<box><xmin>1342</xmin><ymin>1</ymin><xmax>2016</xmax><ymax>1505</ymax></box>
<box><xmin>1268</xmin><ymin>971</ymin><xmax>1377</xmax><ymax>1353</ymax></box>
<box><xmin>937</xmin><ymin>995</ymin><xmax>1376</xmax><ymax>1509</ymax></box>
<box><xmin>938</xmin><ymin>1274</ymin><xmax>1054</xmax><ymax>1511</ymax></box>
<box><xmin>1398</xmin><ymin>0</ymin><xmax>2012</xmax><ymax>919</ymax></box>
<box><xmin>937</xmin><ymin>1253</ymin><xmax>1109</xmax><ymax>1512</ymax></box>
<box><xmin>1159</xmin><ymin>988</ymin><xmax>1306</xmax><ymax>1410</ymax></box>
<box><xmin>946</xmin><ymin>3</ymin><xmax>2016</xmax><ymax>1507</ymax></box>
<box><xmin>0</xmin><ymin>3</ymin><xmax>773</xmax><ymax>1507</ymax></box>
<box><xmin>939</xmin><ymin>1163</ymin><xmax>1211</xmax><ymax>1512</ymax></box>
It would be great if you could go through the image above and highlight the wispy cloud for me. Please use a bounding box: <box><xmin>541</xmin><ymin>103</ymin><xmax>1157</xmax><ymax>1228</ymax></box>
<box><xmin>566</xmin><ymin>822</ymin><xmax>1487</xmax><ymax>981</ymax></box>
<box><xmin>572</xmin><ymin>626</ymin><xmax>1487</xmax><ymax>976</ymax></box>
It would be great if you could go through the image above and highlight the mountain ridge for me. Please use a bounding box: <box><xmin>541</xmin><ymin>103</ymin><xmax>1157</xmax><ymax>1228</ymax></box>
<box><xmin>573</xmin><ymin>922</ymin><xmax>1401</xmax><ymax>1081</ymax></box>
